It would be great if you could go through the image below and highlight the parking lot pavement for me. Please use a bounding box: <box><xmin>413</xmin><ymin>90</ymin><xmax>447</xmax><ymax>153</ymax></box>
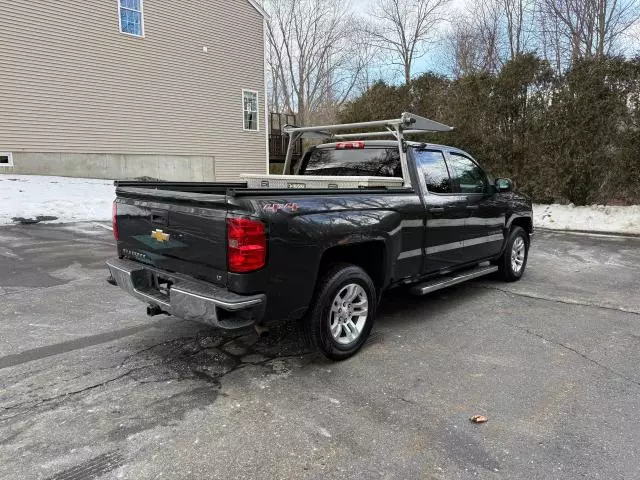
<box><xmin>1</xmin><ymin>224</ymin><xmax>639</xmax><ymax>480</ymax></box>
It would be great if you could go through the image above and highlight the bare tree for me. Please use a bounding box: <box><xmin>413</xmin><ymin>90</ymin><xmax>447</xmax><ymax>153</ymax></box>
<box><xmin>473</xmin><ymin>0</ymin><xmax>505</xmax><ymax>72</ymax></box>
<box><xmin>538</xmin><ymin>1</ymin><xmax>565</xmax><ymax>72</ymax></box>
<box><xmin>539</xmin><ymin>0</ymin><xmax>640</xmax><ymax>67</ymax></box>
<box><xmin>446</xmin><ymin>23</ymin><xmax>483</xmax><ymax>79</ymax></box>
<box><xmin>266</xmin><ymin>0</ymin><xmax>365</xmax><ymax>125</ymax></box>
<box><xmin>365</xmin><ymin>0</ymin><xmax>450</xmax><ymax>84</ymax></box>
<box><xmin>351</xmin><ymin>35</ymin><xmax>390</xmax><ymax>96</ymax></box>
<box><xmin>502</xmin><ymin>0</ymin><xmax>538</xmax><ymax>59</ymax></box>
<box><xmin>445</xmin><ymin>2</ymin><xmax>503</xmax><ymax>77</ymax></box>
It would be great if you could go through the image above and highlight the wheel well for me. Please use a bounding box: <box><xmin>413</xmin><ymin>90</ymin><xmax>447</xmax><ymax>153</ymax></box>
<box><xmin>511</xmin><ymin>217</ymin><xmax>533</xmax><ymax>235</ymax></box>
<box><xmin>319</xmin><ymin>242</ymin><xmax>386</xmax><ymax>288</ymax></box>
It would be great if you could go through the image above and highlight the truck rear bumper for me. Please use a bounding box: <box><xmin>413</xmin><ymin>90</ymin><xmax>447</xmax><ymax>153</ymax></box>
<box><xmin>106</xmin><ymin>258</ymin><xmax>265</xmax><ymax>330</ymax></box>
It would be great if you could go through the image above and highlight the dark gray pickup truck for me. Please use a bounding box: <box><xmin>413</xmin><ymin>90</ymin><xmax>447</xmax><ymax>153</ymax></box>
<box><xmin>107</xmin><ymin>113</ymin><xmax>533</xmax><ymax>360</ymax></box>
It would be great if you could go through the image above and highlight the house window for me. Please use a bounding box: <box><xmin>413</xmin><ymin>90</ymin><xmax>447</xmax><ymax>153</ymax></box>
<box><xmin>119</xmin><ymin>0</ymin><xmax>144</xmax><ymax>37</ymax></box>
<box><xmin>0</xmin><ymin>152</ymin><xmax>13</xmax><ymax>167</ymax></box>
<box><xmin>243</xmin><ymin>90</ymin><xmax>259</xmax><ymax>131</ymax></box>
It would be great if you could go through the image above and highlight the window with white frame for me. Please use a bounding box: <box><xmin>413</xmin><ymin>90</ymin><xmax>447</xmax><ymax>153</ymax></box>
<box><xmin>243</xmin><ymin>90</ymin><xmax>259</xmax><ymax>131</ymax></box>
<box><xmin>0</xmin><ymin>152</ymin><xmax>13</xmax><ymax>167</ymax></box>
<box><xmin>119</xmin><ymin>0</ymin><xmax>144</xmax><ymax>37</ymax></box>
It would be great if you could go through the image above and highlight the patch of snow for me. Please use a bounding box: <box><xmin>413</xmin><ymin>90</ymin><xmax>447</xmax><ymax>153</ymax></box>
<box><xmin>534</xmin><ymin>204</ymin><xmax>640</xmax><ymax>235</ymax></box>
<box><xmin>0</xmin><ymin>174</ymin><xmax>114</xmax><ymax>225</ymax></box>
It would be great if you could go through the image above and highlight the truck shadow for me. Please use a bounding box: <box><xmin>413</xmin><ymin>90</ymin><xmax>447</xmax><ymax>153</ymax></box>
<box><xmin>121</xmin><ymin>320</ymin><xmax>311</xmax><ymax>386</ymax></box>
<box><xmin>124</xmin><ymin>281</ymin><xmax>486</xmax><ymax>388</ymax></box>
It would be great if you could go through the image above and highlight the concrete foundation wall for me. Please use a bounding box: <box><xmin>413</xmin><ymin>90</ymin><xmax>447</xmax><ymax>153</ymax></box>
<box><xmin>2</xmin><ymin>152</ymin><xmax>216</xmax><ymax>181</ymax></box>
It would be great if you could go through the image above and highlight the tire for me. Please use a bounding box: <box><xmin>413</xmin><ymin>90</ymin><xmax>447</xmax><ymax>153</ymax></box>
<box><xmin>497</xmin><ymin>226</ymin><xmax>529</xmax><ymax>282</ymax></box>
<box><xmin>303</xmin><ymin>263</ymin><xmax>377</xmax><ymax>361</ymax></box>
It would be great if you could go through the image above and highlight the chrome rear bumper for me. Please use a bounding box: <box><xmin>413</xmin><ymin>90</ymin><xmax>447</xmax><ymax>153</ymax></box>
<box><xmin>106</xmin><ymin>258</ymin><xmax>265</xmax><ymax>330</ymax></box>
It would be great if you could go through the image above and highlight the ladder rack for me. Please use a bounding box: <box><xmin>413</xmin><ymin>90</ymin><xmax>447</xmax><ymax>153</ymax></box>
<box><xmin>282</xmin><ymin>113</ymin><xmax>454</xmax><ymax>186</ymax></box>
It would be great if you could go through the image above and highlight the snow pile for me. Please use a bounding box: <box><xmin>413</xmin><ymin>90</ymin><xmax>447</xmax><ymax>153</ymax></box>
<box><xmin>0</xmin><ymin>175</ymin><xmax>115</xmax><ymax>225</ymax></box>
<box><xmin>534</xmin><ymin>204</ymin><xmax>640</xmax><ymax>235</ymax></box>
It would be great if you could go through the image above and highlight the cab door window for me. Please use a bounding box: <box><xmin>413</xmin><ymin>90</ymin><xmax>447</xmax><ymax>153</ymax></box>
<box><xmin>412</xmin><ymin>149</ymin><xmax>452</xmax><ymax>194</ymax></box>
<box><xmin>448</xmin><ymin>153</ymin><xmax>488</xmax><ymax>194</ymax></box>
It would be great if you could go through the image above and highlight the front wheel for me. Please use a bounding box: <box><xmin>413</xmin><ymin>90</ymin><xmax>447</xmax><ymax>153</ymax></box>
<box><xmin>497</xmin><ymin>226</ymin><xmax>529</xmax><ymax>282</ymax></box>
<box><xmin>303</xmin><ymin>263</ymin><xmax>377</xmax><ymax>361</ymax></box>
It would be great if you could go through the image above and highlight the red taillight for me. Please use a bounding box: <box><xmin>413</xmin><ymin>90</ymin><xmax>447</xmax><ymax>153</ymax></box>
<box><xmin>112</xmin><ymin>201</ymin><xmax>119</xmax><ymax>241</ymax></box>
<box><xmin>336</xmin><ymin>141</ymin><xmax>365</xmax><ymax>149</ymax></box>
<box><xmin>227</xmin><ymin>217</ymin><xmax>266</xmax><ymax>273</ymax></box>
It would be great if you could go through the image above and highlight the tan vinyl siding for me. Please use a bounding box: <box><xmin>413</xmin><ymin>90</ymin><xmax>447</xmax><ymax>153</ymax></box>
<box><xmin>0</xmin><ymin>0</ymin><xmax>267</xmax><ymax>180</ymax></box>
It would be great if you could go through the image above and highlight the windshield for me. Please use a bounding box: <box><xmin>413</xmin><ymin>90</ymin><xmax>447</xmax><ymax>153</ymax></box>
<box><xmin>298</xmin><ymin>147</ymin><xmax>402</xmax><ymax>177</ymax></box>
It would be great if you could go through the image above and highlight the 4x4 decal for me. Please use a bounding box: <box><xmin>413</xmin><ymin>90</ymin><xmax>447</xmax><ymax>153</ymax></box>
<box><xmin>263</xmin><ymin>203</ymin><xmax>299</xmax><ymax>213</ymax></box>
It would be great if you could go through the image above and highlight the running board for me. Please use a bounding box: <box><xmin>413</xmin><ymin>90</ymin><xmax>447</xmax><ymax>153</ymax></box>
<box><xmin>410</xmin><ymin>264</ymin><xmax>498</xmax><ymax>295</ymax></box>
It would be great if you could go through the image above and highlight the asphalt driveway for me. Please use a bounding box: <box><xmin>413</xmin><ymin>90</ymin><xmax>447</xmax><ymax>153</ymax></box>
<box><xmin>1</xmin><ymin>224</ymin><xmax>639</xmax><ymax>479</ymax></box>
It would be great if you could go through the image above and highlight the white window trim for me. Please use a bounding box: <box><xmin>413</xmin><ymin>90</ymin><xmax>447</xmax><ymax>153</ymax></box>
<box><xmin>242</xmin><ymin>89</ymin><xmax>260</xmax><ymax>132</ymax></box>
<box><xmin>117</xmin><ymin>0</ymin><xmax>145</xmax><ymax>38</ymax></box>
<box><xmin>0</xmin><ymin>152</ymin><xmax>14</xmax><ymax>167</ymax></box>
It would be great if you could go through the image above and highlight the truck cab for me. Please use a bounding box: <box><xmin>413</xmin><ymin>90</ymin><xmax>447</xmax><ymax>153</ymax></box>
<box><xmin>292</xmin><ymin>138</ymin><xmax>530</xmax><ymax>276</ymax></box>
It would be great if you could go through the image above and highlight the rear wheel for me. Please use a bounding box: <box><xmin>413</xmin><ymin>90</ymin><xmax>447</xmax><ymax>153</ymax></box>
<box><xmin>497</xmin><ymin>226</ymin><xmax>529</xmax><ymax>282</ymax></box>
<box><xmin>303</xmin><ymin>263</ymin><xmax>377</xmax><ymax>361</ymax></box>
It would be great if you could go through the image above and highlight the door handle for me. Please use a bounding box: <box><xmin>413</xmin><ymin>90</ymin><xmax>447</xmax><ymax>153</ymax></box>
<box><xmin>466</xmin><ymin>205</ymin><xmax>479</xmax><ymax>211</ymax></box>
<box><xmin>429</xmin><ymin>207</ymin><xmax>445</xmax><ymax>213</ymax></box>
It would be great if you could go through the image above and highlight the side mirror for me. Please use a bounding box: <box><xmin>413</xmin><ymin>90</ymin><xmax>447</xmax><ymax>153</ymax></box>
<box><xmin>495</xmin><ymin>178</ymin><xmax>513</xmax><ymax>193</ymax></box>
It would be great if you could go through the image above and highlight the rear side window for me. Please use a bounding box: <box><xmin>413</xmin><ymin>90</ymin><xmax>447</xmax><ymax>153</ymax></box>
<box><xmin>298</xmin><ymin>148</ymin><xmax>401</xmax><ymax>177</ymax></box>
<box><xmin>448</xmin><ymin>153</ymin><xmax>488</xmax><ymax>194</ymax></box>
<box><xmin>413</xmin><ymin>149</ymin><xmax>452</xmax><ymax>193</ymax></box>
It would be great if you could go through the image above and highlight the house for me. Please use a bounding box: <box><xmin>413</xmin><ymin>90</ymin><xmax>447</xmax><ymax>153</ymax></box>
<box><xmin>0</xmin><ymin>0</ymin><xmax>268</xmax><ymax>181</ymax></box>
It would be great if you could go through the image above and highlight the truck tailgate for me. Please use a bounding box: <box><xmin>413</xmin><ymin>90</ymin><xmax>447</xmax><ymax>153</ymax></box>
<box><xmin>115</xmin><ymin>189</ymin><xmax>229</xmax><ymax>286</ymax></box>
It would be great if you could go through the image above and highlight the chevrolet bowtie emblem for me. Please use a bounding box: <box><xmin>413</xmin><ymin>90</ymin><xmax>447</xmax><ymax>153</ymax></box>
<box><xmin>151</xmin><ymin>229</ymin><xmax>170</xmax><ymax>242</ymax></box>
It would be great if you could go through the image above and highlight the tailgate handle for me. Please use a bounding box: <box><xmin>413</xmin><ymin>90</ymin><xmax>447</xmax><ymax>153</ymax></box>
<box><xmin>150</xmin><ymin>210</ymin><xmax>168</xmax><ymax>226</ymax></box>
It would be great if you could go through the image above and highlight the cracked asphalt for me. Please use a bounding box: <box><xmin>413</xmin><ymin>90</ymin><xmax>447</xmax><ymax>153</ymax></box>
<box><xmin>1</xmin><ymin>223</ymin><xmax>639</xmax><ymax>479</ymax></box>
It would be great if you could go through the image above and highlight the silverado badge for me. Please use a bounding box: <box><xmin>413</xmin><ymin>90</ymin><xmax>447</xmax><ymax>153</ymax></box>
<box><xmin>151</xmin><ymin>229</ymin><xmax>170</xmax><ymax>242</ymax></box>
